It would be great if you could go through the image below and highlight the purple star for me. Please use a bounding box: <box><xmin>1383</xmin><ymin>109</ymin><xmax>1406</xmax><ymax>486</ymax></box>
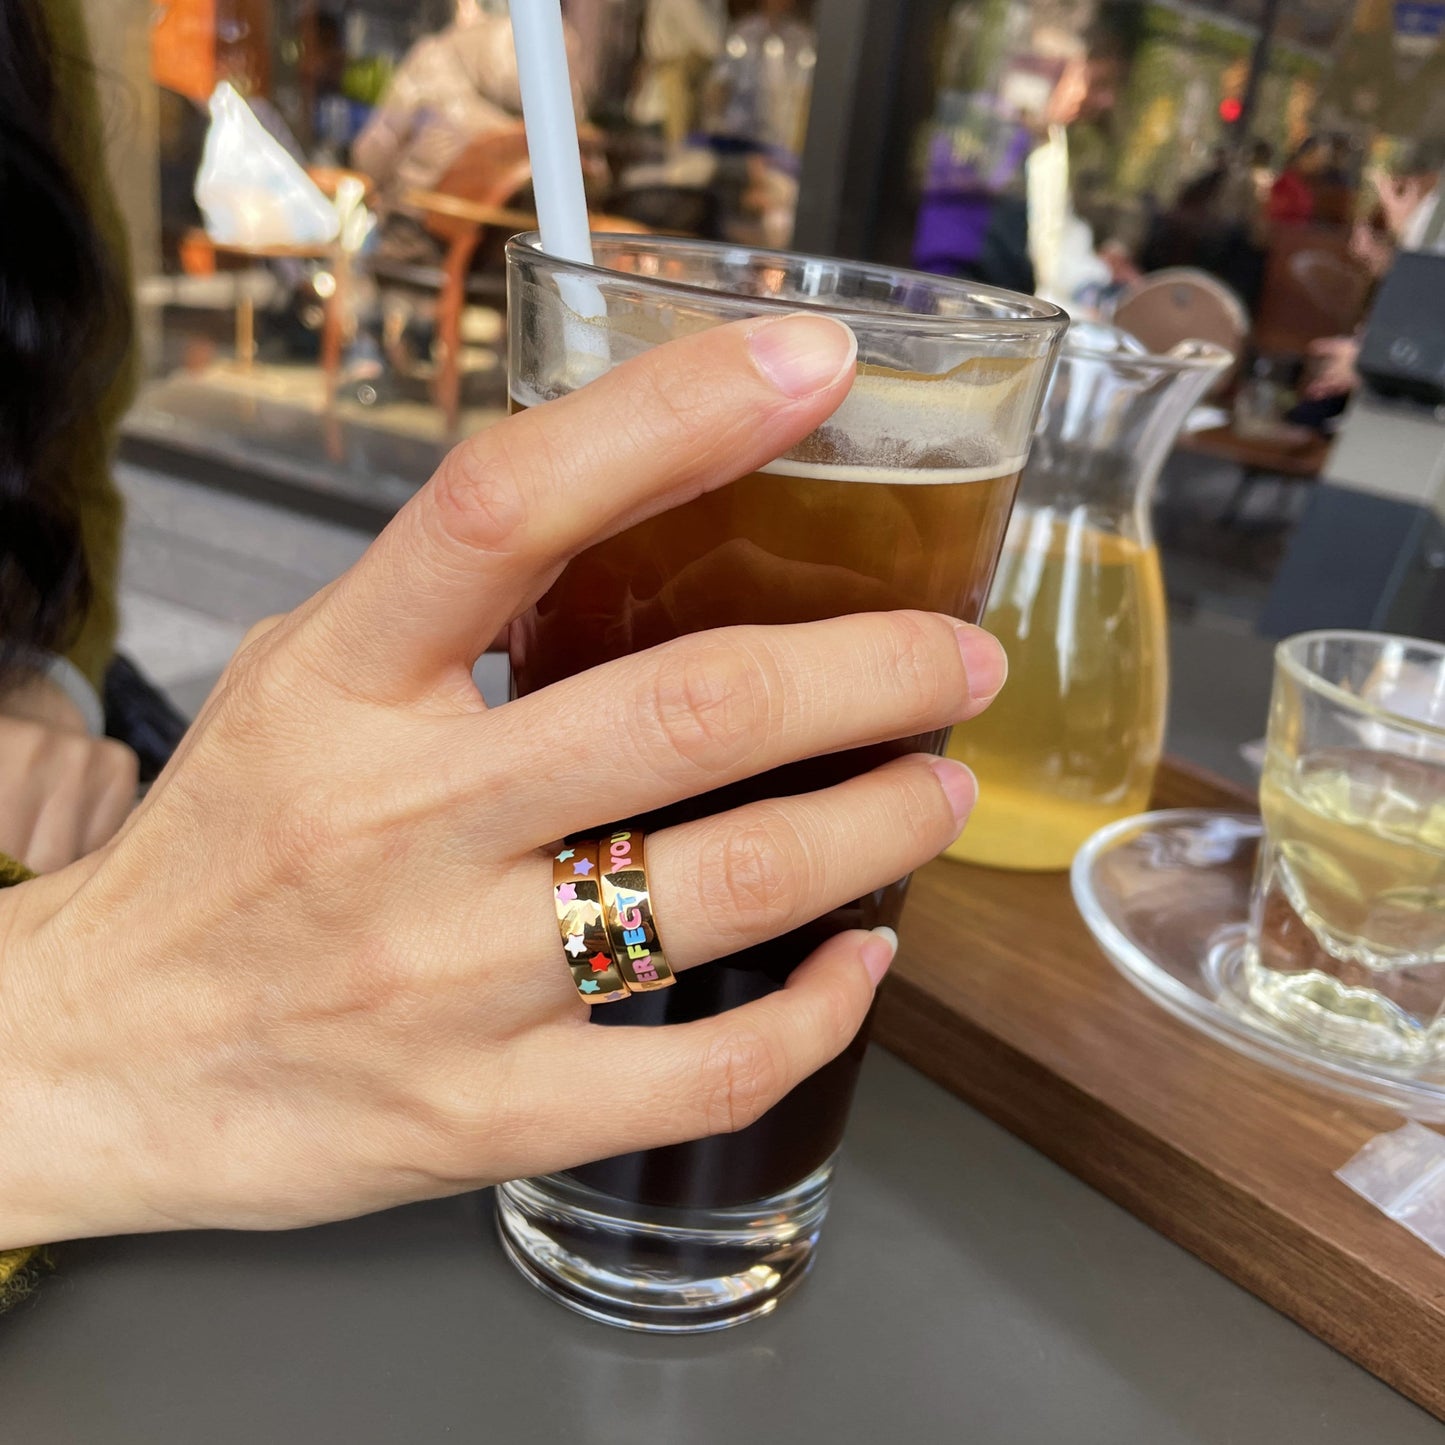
<box><xmin>556</xmin><ymin>882</ymin><xmax>578</xmax><ymax>903</ymax></box>
<box><xmin>573</xmin><ymin>857</ymin><xmax>595</xmax><ymax>876</ymax></box>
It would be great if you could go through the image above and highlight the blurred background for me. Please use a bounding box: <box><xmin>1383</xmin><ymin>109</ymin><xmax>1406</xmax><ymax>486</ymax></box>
<box><xmin>90</xmin><ymin>0</ymin><xmax>1444</xmax><ymax>776</ymax></box>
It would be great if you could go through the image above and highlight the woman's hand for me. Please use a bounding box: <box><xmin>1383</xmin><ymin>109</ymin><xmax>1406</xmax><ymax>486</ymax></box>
<box><xmin>1303</xmin><ymin>335</ymin><xmax>1361</xmax><ymax>401</ymax></box>
<box><xmin>0</xmin><ymin>314</ymin><xmax>1004</xmax><ymax>1246</ymax></box>
<box><xmin>0</xmin><ymin>674</ymin><xmax>138</xmax><ymax>873</ymax></box>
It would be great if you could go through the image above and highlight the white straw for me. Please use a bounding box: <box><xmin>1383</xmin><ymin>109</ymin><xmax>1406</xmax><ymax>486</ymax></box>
<box><xmin>510</xmin><ymin>0</ymin><xmax>594</xmax><ymax>267</ymax></box>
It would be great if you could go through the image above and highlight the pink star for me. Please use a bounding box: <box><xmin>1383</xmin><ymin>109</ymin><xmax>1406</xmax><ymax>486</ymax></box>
<box><xmin>556</xmin><ymin>882</ymin><xmax>578</xmax><ymax>903</ymax></box>
<box><xmin>573</xmin><ymin>857</ymin><xmax>595</xmax><ymax>876</ymax></box>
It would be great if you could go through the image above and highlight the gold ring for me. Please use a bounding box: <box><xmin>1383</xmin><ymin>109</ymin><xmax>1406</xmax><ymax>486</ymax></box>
<box><xmin>598</xmin><ymin>829</ymin><xmax>677</xmax><ymax>993</ymax></box>
<box><xmin>551</xmin><ymin>840</ymin><xmax>630</xmax><ymax>1004</ymax></box>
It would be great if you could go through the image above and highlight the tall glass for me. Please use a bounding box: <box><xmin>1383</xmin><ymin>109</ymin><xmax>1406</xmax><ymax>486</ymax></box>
<box><xmin>499</xmin><ymin>233</ymin><xmax>1065</xmax><ymax>1331</ymax></box>
<box><xmin>1246</xmin><ymin>631</ymin><xmax>1445</xmax><ymax>1066</ymax></box>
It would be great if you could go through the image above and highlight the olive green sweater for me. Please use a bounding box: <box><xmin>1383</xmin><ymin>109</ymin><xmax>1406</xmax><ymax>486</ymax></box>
<box><xmin>46</xmin><ymin>0</ymin><xmax>134</xmax><ymax>690</ymax></box>
<box><xmin>0</xmin><ymin>0</ymin><xmax>131</xmax><ymax>1309</ymax></box>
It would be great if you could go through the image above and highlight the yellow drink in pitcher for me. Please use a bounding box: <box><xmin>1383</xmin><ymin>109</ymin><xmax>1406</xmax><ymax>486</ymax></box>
<box><xmin>946</xmin><ymin>508</ymin><xmax>1169</xmax><ymax>870</ymax></box>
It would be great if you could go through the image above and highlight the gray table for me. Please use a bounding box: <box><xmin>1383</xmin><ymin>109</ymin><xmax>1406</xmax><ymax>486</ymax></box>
<box><xmin>2</xmin><ymin>1051</ymin><xmax>1437</xmax><ymax>1443</ymax></box>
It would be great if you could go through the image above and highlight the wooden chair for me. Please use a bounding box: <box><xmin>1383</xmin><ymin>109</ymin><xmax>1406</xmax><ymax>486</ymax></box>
<box><xmin>1252</xmin><ymin>225</ymin><xmax>1373</xmax><ymax>359</ymax></box>
<box><xmin>1111</xmin><ymin>268</ymin><xmax>1248</xmax><ymax>395</ymax></box>
<box><xmin>387</xmin><ymin>123</ymin><xmax>642</xmax><ymax>432</ymax></box>
<box><xmin>415</xmin><ymin>126</ymin><xmax>533</xmax><ymax>431</ymax></box>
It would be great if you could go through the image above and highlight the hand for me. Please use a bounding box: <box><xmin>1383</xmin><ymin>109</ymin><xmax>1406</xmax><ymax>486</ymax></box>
<box><xmin>1303</xmin><ymin>335</ymin><xmax>1361</xmax><ymax>400</ymax></box>
<box><xmin>0</xmin><ymin>674</ymin><xmax>138</xmax><ymax>873</ymax></box>
<box><xmin>1370</xmin><ymin>167</ymin><xmax>1432</xmax><ymax>243</ymax></box>
<box><xmin>0</xmin><ymin>314</ymin><xmax>1004</xmax><ymax>1246</ymax></box>
<box><xmin>1348</xmin><ymin>220</ymin><xmax>1394</xmax><ymax>280</ymax></box>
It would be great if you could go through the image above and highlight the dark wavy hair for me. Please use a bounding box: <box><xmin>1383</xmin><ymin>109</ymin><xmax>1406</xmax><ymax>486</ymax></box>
<box><xmin>0</xmin><ymin>0</ymin><xmax>126</xmax><ymax>684</ymax></box>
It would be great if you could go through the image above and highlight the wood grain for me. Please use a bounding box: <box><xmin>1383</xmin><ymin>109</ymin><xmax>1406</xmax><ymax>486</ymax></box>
<box><xmin>875</xmin><ymin>758</ymin><xmax>1445</xmax><ymax>1419</ymax></box>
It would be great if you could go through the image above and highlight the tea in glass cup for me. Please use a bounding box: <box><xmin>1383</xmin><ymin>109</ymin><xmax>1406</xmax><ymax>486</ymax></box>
<box><xmin>1245</xmin><ymin>631</ymin><xmax>1445</xmax><ymax>1066</ymax></box>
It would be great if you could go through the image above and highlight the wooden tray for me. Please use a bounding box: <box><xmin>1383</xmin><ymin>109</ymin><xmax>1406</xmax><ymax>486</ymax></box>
<box><xmin>876</xmin><ymin>758</ymin><xmax>1445</xmax><ymax>1419</ymax></box>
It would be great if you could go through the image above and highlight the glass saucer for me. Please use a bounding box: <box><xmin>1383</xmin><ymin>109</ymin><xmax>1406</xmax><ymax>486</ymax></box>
<box><xmin>1070</xmin><ymin>809</ymin><xmax>1445</xmax><ymax>1120</ymax></box>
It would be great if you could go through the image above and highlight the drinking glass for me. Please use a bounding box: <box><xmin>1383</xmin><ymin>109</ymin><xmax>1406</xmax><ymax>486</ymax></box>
<box><xmin>1246</xmin><ymin>630</ymin><xmax>1445</xmax><ymax>1066</ymax></box>
<box><xmin>499</xmin><ymin>232</ymin><xmax>1065</xmax><ymax>1331</ymax></box>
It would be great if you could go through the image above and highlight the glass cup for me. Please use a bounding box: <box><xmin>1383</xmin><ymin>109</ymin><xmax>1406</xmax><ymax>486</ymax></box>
<box><xmin>498</xmin><ymin>233</ymin><xmax>1066</xmax><ymax>1331</ymax></box>
<box><xmin>1245</xmin><ymin>630</ymin><xmax>1445</xmax><ymax>1067</ymax></box>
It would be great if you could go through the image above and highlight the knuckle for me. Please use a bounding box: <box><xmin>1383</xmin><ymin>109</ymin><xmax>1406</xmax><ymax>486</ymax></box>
<box><xmin>644</xmin><ymin>636</ymin><xmax>771</xmax><ymax>776</ymax></box>
<box><xmin>215</xmin><ymin>639</ymin><xmax>283</xmax><ymax>729</ymax></box>
<box><xmin>697</xmin><ymin>810</ymin><xmax>806</xmax><ymax>940</ymax></box>
<box><xmin>899</xmin><ymin>759</ymin><xmax>954</xmax><ymax>837</ymax></box>
<box><xmin>411</xmin><ymin>1060</ymin><xmax>523</xmax><ymax>1187</ymax></box>
<box><xmin>256</xmin><ymin>781</ymin><xmax>349</xmax><ymax>881</ymax></box>
<box><xmin>340</xmin><ymin>929</ymin><xmax>427</xmax><ymax>1022</ymax></box>
<box><xmin>699</xmin><ymin>1024</ymin><xmax>785</xmax><ymax>1135</ymax></box>
<box><xmin>428</xmin><ymin>434</ymin><xmax>530</xmax><ymax>558</ymax></box>
<box><xmin>878</xmin><ymin>611</ymin><xmax>961</xmax><ymax>727</ymax></box>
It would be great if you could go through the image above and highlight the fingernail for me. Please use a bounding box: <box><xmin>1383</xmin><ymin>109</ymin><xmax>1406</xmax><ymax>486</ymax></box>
<box><xmin>860</xmin><ymin>926</ymin><xmax>899</xmax><ymax>987</ymax></box>
<box><xmin>956</xmin><ymin>623</ymin><xmax>1007</xmax><ymax>704</ymax></box>
<box><xmin>746</xmin><ymin>313</ymin><xmax>857</xmax><ymax>398</ymax></box>
<box><xmin>927</xmin><ymin>756</ymin><xmax>978</xmax><ymax>827</ymax></box>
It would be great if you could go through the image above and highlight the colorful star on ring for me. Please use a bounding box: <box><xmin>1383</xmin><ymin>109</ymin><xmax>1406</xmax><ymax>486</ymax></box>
<box><xmin>572</xmin><ymin>857</ymin><xmax>595</xmax><ymax>876</ymax></box>
<box><xmin>556</xmin><ymin>882</ymin><xmax>578</xmax><ymax>903</ymax></box>
<box><xmin>589</xmin><ymin>953</ymin><xmax>611</xmax><ymax>973</ymax></box>
<box><xmin>578</xmin><ymin>979</ymin><xmax>601</xmax><ymax>994</ymax></box>
<box><xmin>564</xmin><ymin>933</ymin><xmax>587</xmax><ymax>957</ymax></box>
<box><xmin>555</xmin><ymin>848</ymin><xmax>575</xmax><ymax>863</ymax></box>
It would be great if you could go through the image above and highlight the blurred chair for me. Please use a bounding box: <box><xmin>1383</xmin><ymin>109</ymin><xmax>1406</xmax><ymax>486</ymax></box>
<box><xmin>1252</xmin><ymin>225</ymin><xmax>1372</xmax><ymax>359</ymax></box>
<box><xmin>1112</xmin><ymin>268</ymin><xmax>1248</xmax><ymax>394</ymax></box>
<box><xmin>388</xmin><ymin>123</ymin><xmax>644</xmax><ymax>431</ymax></box>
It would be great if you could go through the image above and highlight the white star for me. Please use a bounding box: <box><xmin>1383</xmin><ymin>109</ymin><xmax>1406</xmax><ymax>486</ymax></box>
<box><xmin>564</xmin><ymin>933</ymin><xmax>587</xmax><ymax>957</ymax></box>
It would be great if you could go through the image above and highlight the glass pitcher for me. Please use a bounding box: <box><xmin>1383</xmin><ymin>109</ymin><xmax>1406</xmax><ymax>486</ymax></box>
<box><xmin>946</xmin><ymin>322</ymin><xmax>1231</xmax><ymax>871</ymax></box>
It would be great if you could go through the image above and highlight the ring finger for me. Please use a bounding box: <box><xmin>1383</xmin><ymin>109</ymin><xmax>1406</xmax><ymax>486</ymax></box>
<box><xmin>501</xmin><ymin>750</ymin><xmax>972</xmax><ymax>1014</ymax></box>
<box><xmin>646</xmin><ymin>751</ymin><xmax>975</xmax><ymax>971</ymax></box>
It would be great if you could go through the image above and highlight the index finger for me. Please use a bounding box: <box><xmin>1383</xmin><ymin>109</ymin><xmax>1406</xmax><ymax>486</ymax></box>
<box><xmin>307</xmin><ymin>314</ymin><xmax>857</xmax><ymax>701</ymax></box>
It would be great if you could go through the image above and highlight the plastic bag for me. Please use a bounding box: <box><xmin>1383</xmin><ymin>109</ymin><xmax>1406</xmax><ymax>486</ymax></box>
<box><xmin>194</xmin><ymin>83</ymin><xmax>339</xmax><ymax>248</ymax></box>
<box><xmin>1337</xmin><ymin>1121</ymin><xmax>1445</xmax><ymax>1257</ymax></box>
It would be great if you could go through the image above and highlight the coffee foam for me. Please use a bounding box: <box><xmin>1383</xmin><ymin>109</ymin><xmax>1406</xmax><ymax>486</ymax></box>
<box><xmin>761</xmin><ymin>455</ymin><xmax>1024</xmax><ymax>485</ymax></box>
<box><xmin>514</xmin><ymin>350</ymin><xmax>1036</xmax><ymax>480</ymax></box>
<box><xmin>784</xmin><ymin>360</ymin><xmax>1036</xmax><ymax>475</ymax></box>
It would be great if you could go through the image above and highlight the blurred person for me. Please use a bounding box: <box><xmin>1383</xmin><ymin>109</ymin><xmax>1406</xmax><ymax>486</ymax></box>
<box><xmin>1267</xmin><ymin>136</ymin><xmax>1326</xmax><ymax>225</ymax></box>
<box><xmin>1138</xmin><ymin>141</ymin><xmax>1268</xmax><ymax>305</ymax></box>
<box><xmin>1373</xmin><ymin>140</ymin><xmax>1445</xmax><ymax>251</ymax></box>
<box><xmin>1297</xmin><ymin>143</ymin><xmax>1445</xmax><ymax>425</ymax></box>
<box><xmin>630</xmin><ymin>0</ymin><xmax>726</xmax><ymax>146</ymax></box>
<box><xmin>0</xmin><ymin>0</ymin><xmax>140</xmax><ymax>876</ymax></box>
<box><xmin>1247</xmin><ymin>137</ymin><xmax>1276</xmax><ymax>208</ymax></box>
<box><xmin>353</xmin><ymin>4</ymin><xmax>587</xmax><ymax>266</ymax></box>
<box><xmin>1314</xmin><ymin>133</ymin><xmax>1357</xmax><ymax>225</ymax></box>
<box><xmin>1071</xmin><ymin>234</ymin><xmax>1142</xmax><ymax>318</ymax></box>
<box><xmin>0</xmin><ymin>0</ymin><xmax>1008</xmax><ymax>1312</ymax></box>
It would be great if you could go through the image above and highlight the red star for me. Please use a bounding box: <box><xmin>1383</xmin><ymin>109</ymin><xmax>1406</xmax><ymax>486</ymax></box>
<box><xmin>589</xmin><ymin>953</ymin><xmax>611</xmax><ymax>973</ymax></box>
